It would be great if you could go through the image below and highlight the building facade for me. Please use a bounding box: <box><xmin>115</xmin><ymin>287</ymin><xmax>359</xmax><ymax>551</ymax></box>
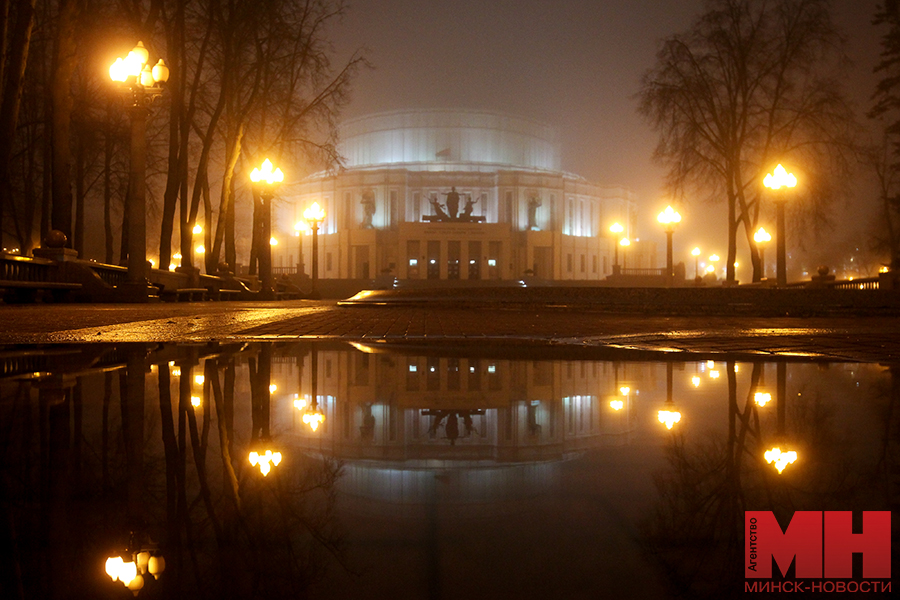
<box><xmin>277</xmin><ymin>109</ymin><xmax>645</xmax><ymax>282</ymax></box>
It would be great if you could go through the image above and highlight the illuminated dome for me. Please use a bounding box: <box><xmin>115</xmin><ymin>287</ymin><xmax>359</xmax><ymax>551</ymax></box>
<box><xmin>338</xmin><ymin>109</ymin><xmax>561</xmax><ymax>172</ymax></box>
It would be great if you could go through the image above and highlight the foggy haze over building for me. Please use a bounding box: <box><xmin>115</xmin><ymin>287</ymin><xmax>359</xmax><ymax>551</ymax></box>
<box><xmin>330</xmin><ymin>0</ymin><xmax>885</xmax><ymax>278</ymax></box>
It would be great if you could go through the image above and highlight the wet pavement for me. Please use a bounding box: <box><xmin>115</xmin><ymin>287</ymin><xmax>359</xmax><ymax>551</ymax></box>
<box><xmin>1</xmin><ymin>300</ymin><xmax>899</xmax><ymax>362</ymax></box>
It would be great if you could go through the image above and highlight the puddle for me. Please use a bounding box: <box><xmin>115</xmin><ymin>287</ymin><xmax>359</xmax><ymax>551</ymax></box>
<box><xmin>0</xmin><ymin>342</ymin><xmax>894</xmax><ymax>598</ymax></box>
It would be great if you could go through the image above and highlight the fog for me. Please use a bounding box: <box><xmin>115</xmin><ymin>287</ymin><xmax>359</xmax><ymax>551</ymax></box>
<box><xmin>330</xmin><ymin>0</ymin><xmax>886</xmax><ymax>279</ymax></box>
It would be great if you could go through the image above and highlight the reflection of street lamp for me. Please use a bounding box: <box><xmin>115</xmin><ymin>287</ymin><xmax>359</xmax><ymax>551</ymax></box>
<box><xmin>764</xmin><ymin>361</ymin><xmax>798</xmax><ymax>474</ymax></box>
<box><xmin>763</xmin><ymin>164</ymin><xmax>797</xmax><ymax>286</ymax></box>
<box><xmin>610</xmin><ymin>222</ymin><xmax>624</xmax><ymax>274</ymax></box>
<box><xmin>296</xmin><ymin>348</ymin><xmax>325</xmax><ymax>431</ymax></box>
<box><xmin>105</xmin><ymin>533</ymin><xmax>165</xmax><ymax>595</ymax></box>
<box><xmin>303</xmin><ymin>202</ymin><xmax>326</xmax><ymax>298</ymax></box>
<box><xmin>657</xmin><ymin>362</ymin><xmax>682</xmax><ymax>430</ymax></box>
<box><xmin>109</xmin><ymin>42</ymin><xmax>169</xmax><ymax>300</ymax></box>
<box><xmin>251</xmin><ymin>159</ymin><xmax>284</xmax><ymax>298</ymax></box>
<box><xmin>657</xmin><ymin>205</ymin><xmax>682</xmax><ymax>280</ymax></box>
<box><xmin>691</xmin><ymin>247</ymin><xmax>701</xmax><ymax>279</ymax></box>
<box><xmin>754</xmin><ymin>227</ymin><xmax>772</xmax><ymax>280</ymax></box>
<box><xmin>248</xmin><ymin>447</ymin><xmax>282</xmax><ymax>476</ymax></box>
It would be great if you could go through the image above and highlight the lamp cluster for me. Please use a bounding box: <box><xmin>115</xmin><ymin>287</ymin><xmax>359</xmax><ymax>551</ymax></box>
<box><xmin>105</xmin><ymin>538</ymin><xmax>165</xmax><ymax>596</ymax></box>
<box><xmin>249</xmin><ymin>448</ymin><xmax>283</xmax><ymax>476</ymax></box>
<box><xmin>109</xmin><ymin>41</ymin><xmax>169</xmax><ymax>105</ymax></box>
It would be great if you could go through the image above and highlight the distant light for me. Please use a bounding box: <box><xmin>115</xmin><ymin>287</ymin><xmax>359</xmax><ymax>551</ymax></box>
<box><xmin>488</xmin><ymin>259</ymin><xmax>497</xmax><ymax>267</ymax></box>
<box><xmin>691</xmin><ymin>247</ymin><xmax>701</xmax><ymax>256</ymax></box>
<box><xmin>709</xmin><ymin>370</ymin><xmax>720</xmax><ymax>379</ymax></box>
<box><xmin>409</xmin><ymin>259</ymin><xmax>418</xmax><ymax>266</ymax></box>
<box><xmin>270</xmin><ymin>237</ymin><xmax>278</xmax><ymax>246</ymax></box>
<box><xmin>195</xmin><ymin>245</ymin><xmax>205</xmax><ymax>254</ymax></box>
<box><xmin>194</xmin><ymin>375</ymin><xmax>204</xmax><ymax>385</ymax></box>
<box><xmin>619</xmin><ymin>386</ymin><xmax>630</xmax><ymax>395</ymax></box>
<box><xmin>691</xmin><ymin>376</ymin><xmax>700</xmax><ymax>387</ymax></box>
<box><xmin>764</xmin><ymin>447</ymin><xmax>797</xmax><ymax>473</ymax></box>
<box><xmin>754</xmin><ymin>392</ymin><xmax>771</xmax><ymax>407</ymax></box>
<box><xmin>269</xmin><ymin>384</ymin><xmax>277</xmax><ymax>393</ymax></box>
<box><xmin>191</xmin><ymin>396</ymin><xmax>201</xmax><ymax>407</ymax></box>
<box><xmin>488</xmin><ymin>365</ymin><xmax>496</xmax><ymax>373</ymax></box>
<box><xmin>173</xmin><ymin>252</ymin><xmax>182</xmax><ymax>260</ymax></box>
<box><xmin>192</xmin><ymin>224</ymin><xmax>202</xmax><ymax>235</ymax></box>
<box><xmin>409</xmin><ymin>365</ymin><xmax>417</xmax><ymax>372</ymax></box>
<box><xmin>763</xmin><ymin>164</ymin><xmax>797</xmax><ymax>190</ymax></box>
<box><xmin>657</xmin><ymin>410</ymin><xmax>682</xmax><ymax>429</ymax></box>
<box><xmin>609</xmin><ymin>399</ymin><xmax>624</xmax><ymax>411</ymax></box>
<box><xmin>609</xmin><ymin>222</ymin><xmax>624</xmax><ymax>234</ymax></box>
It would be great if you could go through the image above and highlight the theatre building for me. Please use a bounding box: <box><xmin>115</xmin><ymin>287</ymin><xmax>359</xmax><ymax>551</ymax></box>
<box><xmin>277</xmin><ymin>109</ymin><xmax>643</xmax><ymax>283</ymax></box>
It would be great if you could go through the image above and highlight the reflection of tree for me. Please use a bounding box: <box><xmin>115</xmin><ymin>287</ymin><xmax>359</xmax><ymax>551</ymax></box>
<box><xmin>642</xmin><ymin>361</ymin><xmax>892</xmax><ymax>599</ymax></box>
<box><xmin>0</xmin><ymin>343</ymin><xmax>347</xmax><ymax>599</ymax></box>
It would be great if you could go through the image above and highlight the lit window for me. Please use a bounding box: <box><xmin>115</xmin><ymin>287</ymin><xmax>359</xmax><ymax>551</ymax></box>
<box><xmin>488</xmin><ymin>259</ymin><xmax>497</xmax><ymax>267</ymax></box>
<box><xmin>409</xmin><ymin>258</ymin><xmax>418</xmax><ymax>266</ymax></box>
<box><xmin>409</xmin><ymin>365</ymin><xmax>417</xmax><ymax>373</ymax></box>
<box><xmin>488</xmin><ymin>365</ymin><xmax>496</xmax><ymax>373</ymax></box>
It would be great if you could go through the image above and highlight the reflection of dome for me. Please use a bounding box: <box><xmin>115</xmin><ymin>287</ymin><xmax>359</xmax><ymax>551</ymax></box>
<box><xmin>338</xmin><ymin>109</ymin><xmax>561</xmax><ymax>172</ymax></box>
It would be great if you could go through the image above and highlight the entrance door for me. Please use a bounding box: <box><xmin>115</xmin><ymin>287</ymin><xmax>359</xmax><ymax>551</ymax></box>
<box><xmin>427</xmin><ymin>241</ymin><xmax>440</xmax><ymax>279</ymax></box>
<box><xmin>447</xmin><ymin>241</ymin><xmax>460</xmax><ymax>280</ymax></box>
<box><xmin>354</xmin><ymin>245</ymin><xmax>370</xmax><ymax>279</ymax></box>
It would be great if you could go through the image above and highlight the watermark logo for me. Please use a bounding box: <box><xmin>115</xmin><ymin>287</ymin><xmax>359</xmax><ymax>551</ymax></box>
<box><xmin>745</xmin><ymin>510</ymin><xmax>891</xmax><ymax>589</ymax></box>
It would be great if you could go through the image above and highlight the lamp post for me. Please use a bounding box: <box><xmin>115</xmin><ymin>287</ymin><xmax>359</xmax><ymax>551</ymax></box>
<box><xmin>657</xmin><ymin>206</ymin><xmax>682</xmax><ymax>281</ymax></box>
<box><xmin>250</xmin><ymin>159</ymin><xmax>284</xmax><ymax>299</ymax></box>
<box><xmin>753</xmin><ymin>227</ymin><xmax>772</xmax><ymax>280</ymax></box>
<box><xmin>303</xmin><ymin>202</ymin><xmax>326</xmax><ymax>298</ymax></box>
<box><xmin>619</xmin><ymin>237</ymin><xmax>630</xmax><ymax>270</ymax></box>
<box><xmin>109</xmin><ymin>42</ymin><xmax>169</xmax><ymax>300</ymax></box>
<box><xmin>610</xmin><ymin>222</ymin><xmax>624</xmax><ymax>274</ymax></box>
<box><xmin>294</xmin><ymin>221</ymin><xmax>309</xmax><ymax>282</ymax></box>
<box><xmin>763</xmin><ymin>164</ymin><xmax>797</xmax><ymax>286</ymax></box>
<box><xmin>691</xmin><ymin>247</ymin><xmax>701</xmax><ymax>280</ymax></box>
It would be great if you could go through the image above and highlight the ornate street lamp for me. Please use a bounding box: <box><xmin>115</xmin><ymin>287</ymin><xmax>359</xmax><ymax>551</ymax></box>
<box><xmin>251</xmin><ymin>159</ymin><xmax>284</xmax><ymax>299</ymax></box>
<box><xmin>657</xmin><ymin>205</ymin><xmax>682</xmax><ymax>281</ymax></box>
<box><xmin>109</xmin><ymin>42</ymin><xmax>169</xmax><ymax>301</ymax></box>
<box><xmin>754</xmin><ymin>227</ymin><xmax>772</xmax><ymax>280</ymax></box>
<box><xmin>303</xmin><ymin>202</ymin><xmax>326</xmax><ymax>298</ymax></box>
<box><xmin>763</xmin><ymin>164</ymin><xmax>797</xmax><ymax>286</ymax></box>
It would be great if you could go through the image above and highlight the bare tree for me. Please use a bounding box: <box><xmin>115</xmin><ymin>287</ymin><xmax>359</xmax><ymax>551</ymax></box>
<box><xmin>638</xmin><ymin>0</ymin><xmax>856</xmax><ymax>283</ymax></box>
<box><xmin>870</xmin><ymin>0</ymin><xmax>900</xmax><ymax>270</ymax></box>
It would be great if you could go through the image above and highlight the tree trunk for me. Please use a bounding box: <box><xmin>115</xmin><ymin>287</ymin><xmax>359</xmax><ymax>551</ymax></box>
<box><xmin>50</xmin><ymin>0</ymin><xmax>81</xmax><ymax>244</ymax></box>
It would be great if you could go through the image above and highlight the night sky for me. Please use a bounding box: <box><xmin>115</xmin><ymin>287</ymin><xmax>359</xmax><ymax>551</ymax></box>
<box><xmin>331</xmin><ymin>0</ymin><xmax>885</xmax><ymax>272</ymax></box>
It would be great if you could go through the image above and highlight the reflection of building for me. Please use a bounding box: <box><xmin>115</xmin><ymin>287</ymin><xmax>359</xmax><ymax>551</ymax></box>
<box><xmin>277</xmin><ymin>110</ymin><xmax>644</xmax><ymax>282</ymax></box>
<box><xmin>277</xmin><ymin>347</ymin><xmax>647</xmax><ymax>464</ymax></box>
